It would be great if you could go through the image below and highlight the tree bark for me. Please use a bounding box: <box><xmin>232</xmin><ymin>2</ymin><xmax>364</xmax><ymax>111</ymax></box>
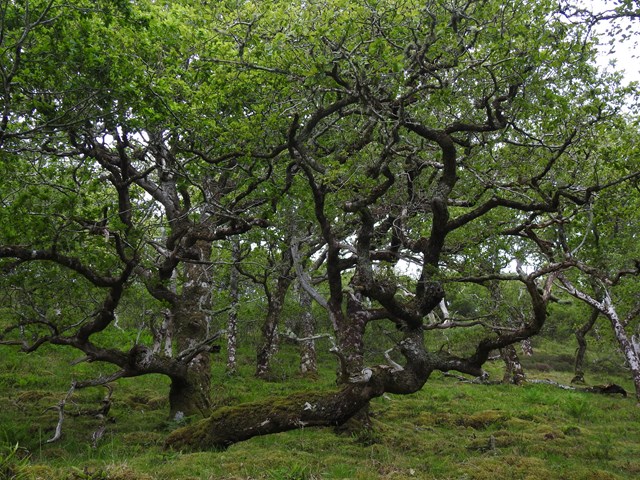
<box><xmin>572</xmin><ymin>307</ymin><xmax>599</xmax><ymax>384</ymax></box>
<box><xmin>605</xmin><ymin>302</ymin><xmax>640</xmax><ymax>403</ymax></box>
<box><xmin>521</xmin><ymin>339</ymin><xmax>533</xmax><ymax>356</ymax></box>
<box><xmin>501</xmin><ymin>344</ymin><xmax>526</xmax><ymax>384</ymax></box>
<box><xmin>255</xmin><ymin>249</ymin><xmax>294</xmax><ymax>379</ymax></box>
<box><xmin>255</xmin><ymin>296</ymin><xmax>283</xmax><ymax>378</ymax></box>
<box><xmin>297</xmin><ymin>283</ymin><xmax>317</xmax><ymax>377</ymax></box>
<box><xmin>226</xmin><ymin>241</ymin><xmax>240</xmax><ymax>374</ymax></box>
<box><xmin>165</xmin><ymin>384</ymin><xmax>381</xmax><ymax>451</ymax></box>
<box><xmin>169</xmin><ymin>240</ymin><xmax>214</xmax><ymax>418</ymax></box>
<box><xmin>560</xmin><ymin>278</ymin><xmax>640</xmax><ymax>403</ymax></box>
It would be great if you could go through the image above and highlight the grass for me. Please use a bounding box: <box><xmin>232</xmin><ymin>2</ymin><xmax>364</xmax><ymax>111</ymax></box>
<box><xmin>1</xmin><ymin>338</ymin><xmax>639</xmax><ymax>479</ymax></box>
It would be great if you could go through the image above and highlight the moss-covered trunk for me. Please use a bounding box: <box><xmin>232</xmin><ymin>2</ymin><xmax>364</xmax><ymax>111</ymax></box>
<box><xmin>169</xmin><ymin>240</ymin><xmax>213</xmax><ymax>418</ymax></box>
<box><xmin>164</xmin><ymin>382</ymin><xmax>385</xmax><ymax>451</ymax></box>
<box><xmin>169</xmin><ymin>368</ymin><xmax>211</xmax><ymax>419</ymax></box>
<box><xmin>163</xmin><ymin>329</ymin><xmax>435</xmax><ymax>452</ymax></box>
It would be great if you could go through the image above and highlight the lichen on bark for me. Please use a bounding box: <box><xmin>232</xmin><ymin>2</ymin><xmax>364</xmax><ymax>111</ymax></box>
<box><xmin>164</xmin><ymin>385</ymin><xmax>382</xmax><ymax>451</ymax></box>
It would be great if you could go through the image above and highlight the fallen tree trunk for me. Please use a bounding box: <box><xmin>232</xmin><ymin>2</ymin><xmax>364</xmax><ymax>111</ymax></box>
<box><xmin>529</xmin><ymin>379</ymin><xmax>627</xmax><ymax>397</ymax></box>
<box><xmin>164</xmin><ymin>382</ymin><xmax>382</xmax><ymax>451</ymax></box>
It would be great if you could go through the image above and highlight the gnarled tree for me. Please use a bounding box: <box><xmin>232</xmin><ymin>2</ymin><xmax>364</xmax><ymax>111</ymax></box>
<box><xmin>1</xmin><ymin>0</ymin><xmax>638</xmax><ymax>450</ymax></box>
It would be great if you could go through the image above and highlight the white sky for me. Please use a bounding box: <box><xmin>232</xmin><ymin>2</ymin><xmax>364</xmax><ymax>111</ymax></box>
<box><xmin>587</xmin><ymin>0</ymin><xmax>640</xmax><ymax>84</ymax></box>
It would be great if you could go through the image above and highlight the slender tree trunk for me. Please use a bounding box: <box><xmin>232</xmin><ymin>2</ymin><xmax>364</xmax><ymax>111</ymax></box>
<box><xmin>169</xmin><ymin>240</ymin><xmax>213</xmax><ymax>418</ymax></box>
<box><xmin>501</xmin><ymin>344</ymin><xmax>526</xmax><ymax>385</ymax></box>
<box><xmin>227</xmin><ymin>241</ymin><xmax>240</xmax><ymax>374</ymax></box>
<box><xmin>255</xmin><ymin>249</ymin><xmax>294</xmax><ymax>379</ymax></box>
<box><xmin>572</xmin><ymin>308</ymin><xmax>599</xmax><ymax>384</ymax></box>
<box><xmin>560</xmin><ymin>279</ymin><xmax>640</xmax><ymax>403</ymax></box>
<box><xmin>521</xmin><ymin>339</ymin><xmax>533</xmax><ymax>356</ymax></box>
<box><xmin>298</xmin><ymin>283</ymin><xmax>317</xmax><ymax>377</ymax></box>
<box><xmin>603</xmin><ymin>299</ymin><xmax>640</xmax><ymax>402</ymax></box>
<box><xmin>255</xmin><ymin>297</ymin><xmax>282</xmax><ymax>378</ymax></box>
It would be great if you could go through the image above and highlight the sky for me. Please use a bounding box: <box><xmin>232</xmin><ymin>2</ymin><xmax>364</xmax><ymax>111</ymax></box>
<box><xmin>587</xmin><ymin>0</ymin><xmax>640</xmax><ymax>84</ymax></box>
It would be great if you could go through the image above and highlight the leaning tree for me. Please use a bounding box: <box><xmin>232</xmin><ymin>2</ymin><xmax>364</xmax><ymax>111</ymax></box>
<box><xmin>1</xmin><ymin>0</ymin><xmax>638</xmax><ymax>450</ymax></box>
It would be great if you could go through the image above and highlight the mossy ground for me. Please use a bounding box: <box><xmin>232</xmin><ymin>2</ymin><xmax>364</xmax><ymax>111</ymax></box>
<box><xmin>1</xmin><ymin>339</ymin><xmax>639</xmax><ymax>479</ymax></box>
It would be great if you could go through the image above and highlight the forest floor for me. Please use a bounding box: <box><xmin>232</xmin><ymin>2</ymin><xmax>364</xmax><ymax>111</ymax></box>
<box><xmin>1</xmin><ymin>338</ymin><xmax>639</xmax><ymax>480</ymax></box>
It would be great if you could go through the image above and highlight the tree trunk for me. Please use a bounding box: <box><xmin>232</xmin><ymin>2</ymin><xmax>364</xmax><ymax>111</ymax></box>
<box><xmin>170</xmin><ymin>240</ymin><xmax>214</xmax><ymax>418</ymax></box>
<box><xmin>333</xmin><ymin>296</ymin><xmax>372</xmax><ymax>433</ymax></box>
<box><xmin>572</xmin><ymin>307</ymin><xmax>599</xmax><ymax>384</ymax></box>
<box><xmin>255</xmin><ymin>297</ymin><xmax>282</xmax><ymax>378</ymax></box>
<box><xmin>560</xmin><ymin>279</ymin><xmax>640</xmax><ymax>403</ymax></box>
<box><xmin>164</xmin><ymin>328</ymin><xmax>436</xmax><ymax>451</ymax></box>
<box><xmin>165</xmin><ymin>384</ymin><xmax>381</xmax><ymax>451</ymax></box>
<box><xmin>226</xmin><ymin>241</ymin><xmax>240</xmax><ymax>374</ymax></box>
<box><xmin>501</xmin><ymin>344</ymin><xmax>526</xmax><ymax>385</ymax></box>
<box><xmin>338</xmin><ymin>295</ymin><xmax>369</xmax><ymax>382</ymax></box>
<box><xmin>169</xmin><ymin>369</ymin><xmax>211</xmax><ymax>420</ymax></box>
<box><xmin>603</xmin><ymin>298</ymin><xmax>640</xmax><ymax>402</ymax></box>
<box><xmin>298</xmin><ymin>283</ymin><xmax>317</xmax><ymax>377</ymax></box>
<box><xmin>255</xmin><ymin>254</ymin><xmax>293</xmax><ymax>379</ymax></box>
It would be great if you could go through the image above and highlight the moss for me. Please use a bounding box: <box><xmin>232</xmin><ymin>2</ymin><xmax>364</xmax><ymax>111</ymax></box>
<box><xmin>120</xmin><ymin>431</ymin><xmax>164</xmax><ymax>447</ymax></box>
<box><xmin>467</xmin><ymin>430</ymin><xmax>523</xmax><ymax>451</ymax></box>
<box><xmin>422</xmin><ymin>410</ymin><xmax>507</xmax><ymax>429</ymax></box>
<box><xmin>165</xmin><ymin>389</ymin><xmax>342</xmax><ymax>451</ymax></box>
<box><xmin>124</xmin><ymin>393</ymin><xmax>167</xmax><ymax>411</ymax></box>
<box><xmin>456</xmin><ymin>410</ymin><xmax>506</xmax><ymax>429</ymax></box>
<box><xmin>20</xmin><ymin>464</ymin><xmax>58</xmax><ymax>479</ymax></box>
<box><xmin>14</xmin><ymin>390</ymin><xmax>58</xmax><ymax>404</ymax></box>
<box><xmin>459</xmin><ymin>455</ymin><xmax>553</xmax><ymax>480</ymax></box>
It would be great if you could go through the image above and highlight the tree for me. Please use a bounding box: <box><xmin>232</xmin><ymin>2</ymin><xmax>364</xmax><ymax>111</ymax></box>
<box><xmin>1</xmin><ymin>0</ymin><xmax>638</xmax><ymax>450</ymax></box>
<box><xmin>0</xmin><ymin>0</ymin><xmax>292</xmax><ymax>417</ymax></box>
<box><xmin>522</xmin><ymin>150</ymin><xmax>640</xmax><ymax>399</ymax></box>
<box><xmin>165</xmin><ymin>0</ymin><xmax>639</xmax><ymax>449</ymax></box>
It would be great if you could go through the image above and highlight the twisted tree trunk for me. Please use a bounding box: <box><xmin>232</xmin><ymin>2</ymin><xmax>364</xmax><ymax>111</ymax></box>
<box><xmin>297</xmin><ymin>284</ymin><xmax>318</xmax><ymax>377</ymax></box>
<box><xmin>169</xmin><ymin>240</ymin><xmax>214</xmax><ymax>418</ymax></box>
<box><xmin>572</xmin><ymin>307</ymin><xmax>599</xmax><ymax>384</ymax></box>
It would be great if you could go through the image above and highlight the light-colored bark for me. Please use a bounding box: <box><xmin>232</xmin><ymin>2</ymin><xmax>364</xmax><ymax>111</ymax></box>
<box><xmin>298</xmin><ymin>283</ymin><xmax>318</xmax><ymax>376</ymax></box>
<box><xmin>501</xmin><ymin>344</ymin><xmax>526</xmax><ymax>384</ymax></box>
<box><xmin>559</xmin><ymin>276</ymin><xmax>640</xmax><ymax>402</ymax></box>
<box><xmin>227</xmin><ymin>241</ymin><xmax>240</xmax><ymax>374</ymax></box>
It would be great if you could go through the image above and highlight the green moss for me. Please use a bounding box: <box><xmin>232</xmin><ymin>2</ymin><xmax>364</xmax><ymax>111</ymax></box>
<box><xmin>165</xmin><ymin>390</ymin><xmax>342</xmax><ymax>451</ymax></box>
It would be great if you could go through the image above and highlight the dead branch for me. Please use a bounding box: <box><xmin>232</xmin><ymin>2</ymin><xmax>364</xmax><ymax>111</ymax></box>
<box><xmin>176</xmin><ymin>329</ymin><xmax>224</xmax><ymax>363</ymax></box>
<box><xmin>45</xmin><ymin>381</ymin><xmax>115</xmax><ymax>445</ymax></box>
<box><xmin>46</xmin><ymin>382</ymin><xmax>77</xmax><ymax>443</ymax></box>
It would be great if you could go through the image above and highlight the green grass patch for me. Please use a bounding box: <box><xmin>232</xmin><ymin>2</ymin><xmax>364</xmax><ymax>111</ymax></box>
<box><xmin>1</xmin><ymin>340</ymin><xmax>639</xmax><ymax>479</ymax></box>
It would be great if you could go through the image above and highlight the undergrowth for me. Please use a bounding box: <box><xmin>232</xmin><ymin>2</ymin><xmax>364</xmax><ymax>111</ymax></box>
<box><xmin>1</xmin><ymin>338</ymin><xmax>638</xmax><ymax>479</ymax></box>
